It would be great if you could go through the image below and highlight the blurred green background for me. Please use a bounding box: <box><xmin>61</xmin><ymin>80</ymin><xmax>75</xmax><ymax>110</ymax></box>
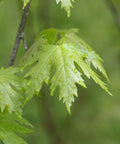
<box><xmin>0</xmin><ymin>0</ymin><xmax>120</xmax><ymax>144</ymax></box>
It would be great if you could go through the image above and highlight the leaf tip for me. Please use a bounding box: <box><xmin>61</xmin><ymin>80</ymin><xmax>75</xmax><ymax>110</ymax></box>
<box><xmin>107</xmin><ymin>90</ymin><xmax>113</xmax><ymax>96</ymax></box>
<box><xmin>66</xmin><ymin>103</ymin><xmax>72</xmax><ymax>115</ymax></box>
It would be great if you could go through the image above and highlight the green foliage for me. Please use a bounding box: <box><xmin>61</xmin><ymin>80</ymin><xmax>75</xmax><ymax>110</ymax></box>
<box><xmin>56</xmin><ymin>0</ymin><xmax>74</xmax><ymax>17</ymax></box>
<box><xmin>0</xmin><ymin>67</ymin><xmax>26</xmax><ymax>115</ymax></box>
<box><xmin>0</xmin><ymin>110</ymin><xmax>32</xmax><ymax>144</ymax></box>
<box><xmin>0</xmin><ymin>0</ymin><xmax>113</xmax><ymax>143</ymax></box>
<box><xmin>21</xmin><ymin>28</ymin><xmax>111</xmax><ymax>113</ymax></box>
<box><xmin>0</xmin><ymin>68</ymin><xmax>32</xmax><ymax>144</ymax></box>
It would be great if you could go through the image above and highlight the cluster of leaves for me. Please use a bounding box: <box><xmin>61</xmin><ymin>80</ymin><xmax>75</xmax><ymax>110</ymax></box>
<box><xmin>0</xmin><ymin>0</ymin><xmax>111</xmax><ymax>144</ymax></box>
<box><xmin>0</xmin><ymin>0</ymin><xmax>76</xmax><ymax>143</ymax></box>
<box><xmin>0</xmin><ymin>28</ymin><xmax>111</xmax><ymax>144</ymax></box>
<box><xmin>0</xmin><ymin>67</ymin><xmax>32</xmax><ymax>144</ymax></box>
<box><xmin>0</xmin><ymin>0</ymin><xmax>75</xmax><ymax>143</ymax></box>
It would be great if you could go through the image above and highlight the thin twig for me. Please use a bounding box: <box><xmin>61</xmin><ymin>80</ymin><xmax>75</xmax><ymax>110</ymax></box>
<box><xmin>8</xmin><ymin>1</ymin><xmax>31</xmax><ymax>67</ymax></box>
<box><xmin>105</xmin><ymin>0</ymin><xmax>120</xmax><ymax>31</ymax></box>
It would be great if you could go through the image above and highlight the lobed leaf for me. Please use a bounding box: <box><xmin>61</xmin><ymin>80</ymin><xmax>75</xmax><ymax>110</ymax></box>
<box><xmin>21</xmin><ymin>28</ymin><xmax>111</xmax><ymax>113</ymax></box>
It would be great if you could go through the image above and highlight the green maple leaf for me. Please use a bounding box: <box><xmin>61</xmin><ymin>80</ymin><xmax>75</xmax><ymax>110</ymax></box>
<box><xmin>0</xmin><ymin>111</ymin><xmax>32</xmax><ymax>144</ymax></box>
<box><xmin>0</xmin><ymin>67</ymin><xmax>26</xmax><ymax>115</ymax></box>
<box><xmin>56</xmin><ymin>0</ymin><xmax>74</xmax><ymax>17</ymax></box>
<box><xmin>21</xmin><ymin>28</ymin><xmax>111</xmax><ymax>113</ymax></box>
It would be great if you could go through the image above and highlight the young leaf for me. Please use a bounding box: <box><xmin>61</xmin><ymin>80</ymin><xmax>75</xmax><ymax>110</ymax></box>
<box><xmin>0</xmin><ymin>67</ymin><xmax>26</xmax><ymax>115</ymax></box>
<box><xmin>56</xmin><ymin>0</ymin><xmax>74</xmax><ymax>17</ymax></box>
<box><xmin>21</xmin><ymin>28</ymin><xmax>111</xmax><ymax>113</ymax></box>
<box><xmin>0</xmin><ymin>111</ymin><xmax>32</xmax><ymax>144</ymax></box>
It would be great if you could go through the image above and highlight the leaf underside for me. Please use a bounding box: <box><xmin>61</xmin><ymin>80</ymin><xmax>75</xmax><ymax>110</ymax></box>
<box><xmin>21</xmin><ymin>28</ymin><xmax>111</xmax><ymax>113</ymax></box>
